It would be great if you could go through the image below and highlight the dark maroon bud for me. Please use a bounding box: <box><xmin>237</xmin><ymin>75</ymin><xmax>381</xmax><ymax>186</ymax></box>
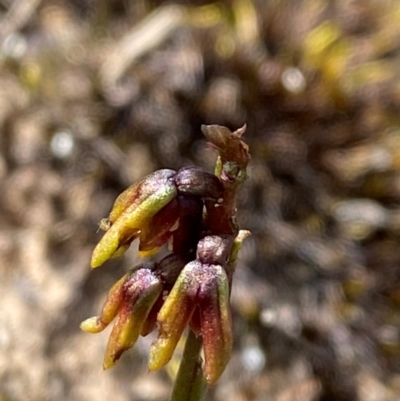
<box><xmin>196</xmin><ymin>235</ymin><xmax>233</xmax><ymax>265</ymax></box>
<box><xmin>157</xmin><ymin>253</ymin><xmax>191</xmax><ymax>284</ymax></box>
<box><xmin>201</xmin><ymin>124</ymin><xmax>249</xmax><ymax>167</ymax></box>
<box><xmin>172</xmin><ymin>195</ymin><xmax>203</xmax><ymax>254</ymax></box>
<box><xmin>175</xmin><ymin>166</ymin><xmax>223</xmax><ymax>200</ymax></box>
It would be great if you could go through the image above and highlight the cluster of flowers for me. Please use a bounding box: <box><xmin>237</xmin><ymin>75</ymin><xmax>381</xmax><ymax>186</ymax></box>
<box><xmin>81</xmin><ymin>166</ymin><xmax>235</xmax><ymax>384</ymax></box>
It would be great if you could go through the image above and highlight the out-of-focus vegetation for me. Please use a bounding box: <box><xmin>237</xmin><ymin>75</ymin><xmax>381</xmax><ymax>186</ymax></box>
<box><xmin>1</xmin><ymin>0</ymin><xmax>400</xmax><ymax>400</ymax></box>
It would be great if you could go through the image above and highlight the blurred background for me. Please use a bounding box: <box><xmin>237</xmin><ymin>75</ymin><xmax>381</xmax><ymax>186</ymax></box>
<box><xmin>1</xmin><ymin>0</ymin><xmax>400</xmax><ymax>400</ymax></box>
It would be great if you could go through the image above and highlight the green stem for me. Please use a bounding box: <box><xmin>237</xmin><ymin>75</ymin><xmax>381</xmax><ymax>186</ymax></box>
<box><xmin>169</xmin><ymin>329</ymin><xmax>207</xmax><ymax>401</ymax></box>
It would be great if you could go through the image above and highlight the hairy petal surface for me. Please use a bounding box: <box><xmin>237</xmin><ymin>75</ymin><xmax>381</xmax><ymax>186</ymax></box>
<box><xmin>175</xmin><ymin>166</ymin><xmax>223</xmax><ymax>200</ymax></box>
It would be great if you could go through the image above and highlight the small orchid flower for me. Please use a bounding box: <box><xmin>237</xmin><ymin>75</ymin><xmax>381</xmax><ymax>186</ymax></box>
<box><xmin>91</xmin><ymin>168</ymin><xmax>222</xmax><ymax>268</ymax></box>
<box><xmin>81</xmin><ymin>254</ymin><xmax>189</xmax><ymax>369</ymax></box>
<box><xmin>81</xmin><ymin>263</ymin><xmax>163</xmax><ymax>368</ymax></box>
<box><xmin>148</xmin><ymin>235</ymin><xmax>233</xmax><ymax>384</ymax></box>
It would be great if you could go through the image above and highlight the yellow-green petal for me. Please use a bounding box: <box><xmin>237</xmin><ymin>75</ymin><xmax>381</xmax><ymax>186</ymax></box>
<box><xmin>91</xmin><ymin>181</ymin><xmax>177</xmax><ymax>268</ymax></box>
<box><xmin>148</xmin><ymin>265</ymin><xmax>196</xmax><ymax>371</ymax></box>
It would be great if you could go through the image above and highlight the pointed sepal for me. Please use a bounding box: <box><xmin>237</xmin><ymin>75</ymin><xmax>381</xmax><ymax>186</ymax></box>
<box><xmin>91</xmin><ymin>170</ymin><xmax>178</xmax><ymax>268</ymax></box>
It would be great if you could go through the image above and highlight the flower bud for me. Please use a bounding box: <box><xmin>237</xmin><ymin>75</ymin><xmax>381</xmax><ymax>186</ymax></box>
<box><xmin>91</xmin><ymin>170</ymin><xmax>178</xmax><ymax>268</ymax></box>
<box><xmin>197</xmin><ymin>235</ymin><xmax>233</xmax><ymax>265</ymax></box>
<box><xmin>157</xmin><ymin>253</ymin><xmax>190</xmax><ymax>285</ymax></box>
<box><xmin>175</xmin><ymin>166</ymin><xmax>223</xmax><ymax>200</ymax></box>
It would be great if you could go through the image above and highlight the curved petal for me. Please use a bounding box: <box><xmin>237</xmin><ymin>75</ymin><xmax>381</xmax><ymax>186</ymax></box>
<box><xmin>91</xmin><ymin>178</ymin><xmax>178</xmax><ymax>268</ymax></box>
<box><xmin>109</xmin><ymin>169</ymin><xmax>176</xmax><ymax>224</ymax></box>
<box><xmin>148</xmin><ymin>262</ymin><xmax>200</xmax><ymax>371</ymax></box>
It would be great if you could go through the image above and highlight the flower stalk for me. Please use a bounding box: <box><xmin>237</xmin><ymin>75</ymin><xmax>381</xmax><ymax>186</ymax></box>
<box><xmin>170</xmin><ymin>329</ymin><xmax>206</xmax><ymax>401</ymax></box>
